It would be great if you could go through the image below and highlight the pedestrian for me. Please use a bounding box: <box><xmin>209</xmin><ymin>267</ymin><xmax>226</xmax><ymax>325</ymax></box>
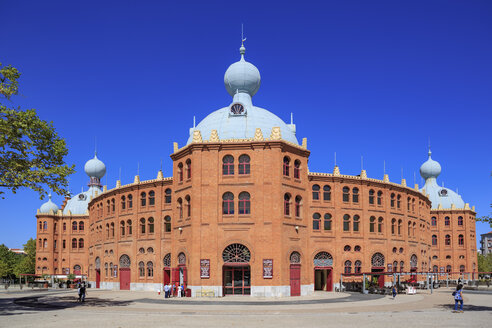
<box><xmin>177</xmin><ymin>284</ymin><xmax>182</xmax><ymax>298</ymax></box>
<box><xmin>181</xmin><ymin>284</ymin><xmax>185</xmax><ymax>297</ymax></box>
<box><xmin>79</xmin><ymin>283</ymin><xmax>87</xmax><ymax>303</ymax></box>
<box><xmin>458</xmin><ymin>277</ymin><xmax>462</xmax><ymax>285</ymax></box>
<box><xmin>164</xmin><ymin>284</ymin><xmax>169</xmax><ymax>298</ymax></box>
<box><xmin>453</xmin><ymin>284</ymin><xmax>463</xmax><ymax>313</ymax></box>
<box><xmin>77</xmin><ymin>283</ymin><xmax>82</xmax><ymax>302</ymax></box>
<box><xmin>392</xmin><ymin>285</ymin><xmax>397</xmax><ymax>300</ymax></box>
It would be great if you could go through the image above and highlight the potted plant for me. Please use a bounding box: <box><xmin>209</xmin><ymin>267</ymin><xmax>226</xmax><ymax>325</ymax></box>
<box><xmin>42</xmin><ymin>274</ymin><xmax>50</xmax><ymax>288</ymax></box>
<box><xmin>67</xmin><ymin>274</ymin><xmax>76</xmax><ymax>288</ymax></box>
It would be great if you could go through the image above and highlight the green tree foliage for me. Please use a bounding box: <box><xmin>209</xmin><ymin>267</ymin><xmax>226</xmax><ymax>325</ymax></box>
<box><xmin>0</xmin><ymin>63</ymin><xmax>74</xmax><ymax>199</ymax></box>
<box><xmin>0</xmin><ymin>239</ymin><xmax>36</xmax><ymax>279</ymax></box>
<box><xmin>0</xmin><ymin>244</ymin><xmax>20</xmax><ymax>278</ymax></box>
<box><xmin>477</xmin><ymin>253</ymin><xmax>492</xmax><ymax>273</ymax></box>
<box><xmin>14</xmin><ymin>238</ymin><xmax>36</xmax><ymax>277</ymax></box>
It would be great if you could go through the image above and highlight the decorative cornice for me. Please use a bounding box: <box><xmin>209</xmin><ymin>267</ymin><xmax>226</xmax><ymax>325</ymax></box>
<box><xmin>270</xmin><ymin>127</ymin><xmax>281</xmax><ymax>140</ymax></box>
<box><xmin>209</xmin><ymin>129</ymin><xmax>219</xmax><ymax>142</ymax></box>
<box><xmin>192</xmin><ymin>130</ymin><xmax>203</xmax><ymax>143</ymax></box>
<box><xmin>254</xmin><ymin>128</ymin><xmax>263</xmax><ymax>141</ymax></box>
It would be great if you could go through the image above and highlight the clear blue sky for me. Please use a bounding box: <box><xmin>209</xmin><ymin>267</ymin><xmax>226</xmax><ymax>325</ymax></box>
<box><xmin>1</xmin><ymin>0</ymin><xmax>490</xmax><ymax>249</ymax></box>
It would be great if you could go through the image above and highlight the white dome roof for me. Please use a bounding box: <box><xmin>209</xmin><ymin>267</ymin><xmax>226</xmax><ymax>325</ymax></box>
<box><xmin>420</xmin><ymin>150</ymin><xmax>441</xmax><ymax>179</ymax></box>
<box><xmin>224</xmin><ymin>45</ymin><xmax>261</xmax><ymax>97</ymax></box>
<box><xmin>84</xmin><ymin>153</ymin><xmax>106</xmax><ymax>179</ymax></box>
<box><xmin>63</xmin><ymin>186</ymin><xmax>99</xmax><ymax>215</ymax></box>
<box><xmin>40</xmin><ymin>194</ymin><xmax>59</xmax><ymax>213</ymax></box>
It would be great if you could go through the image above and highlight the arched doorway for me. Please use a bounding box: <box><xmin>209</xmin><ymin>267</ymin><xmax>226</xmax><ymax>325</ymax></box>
<box><xmin>95</xmin><ymin>257</ymin><xmax>101</xmax><ymax>288</ymax></box>
<box><xmin>119</xmin><ymin>255</ymin><xmax>131</xmax><ymax>290</ymax></box>
<box><xmin>410</xmin><ymin>254</ymin><xmax>418</xmax><ymax>282</ymax></box>
<box><xmin>222</xmin><ymin>243</ymin><xmax>251</xmax><ymax>295</ymax></box>
<box><xmin>371</xmin><ymin>252</ymin><xmax>385</xmax><ymax>288</ymax></box>
<box><xmin>73</xmin><ymin>264</ymin><xmax>81</xmax><ymax>275</ymax></box>
<box><xmin>172</xmin><ymin>252</ymin><xmax>187</xmax><ymax>296</ymax></box>
<box><xmin>163</xmin><ymin>253</ymin><xmax>171</xmax><ymax>286</ymax></box>
<box><xmin>290</xmin><ymin>252</ymin><xmax>301</xmax><ymax>296</ymax></box>
<box><xmin>314</xmin><ymin>252</ymin><xmax>333</xmax><ymax>291</ymax></box>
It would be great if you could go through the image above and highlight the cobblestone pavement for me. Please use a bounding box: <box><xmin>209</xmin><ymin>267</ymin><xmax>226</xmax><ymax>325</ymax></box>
<box><xmin>0</xmin><ymin>288</ymin><xmax>491</xmax><ymax>327</ymax></box>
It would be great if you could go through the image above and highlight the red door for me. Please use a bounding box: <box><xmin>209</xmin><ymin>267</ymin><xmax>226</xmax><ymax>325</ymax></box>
<box><xmin>326</xmin><ymin>269</ymin><xmax>333</xmax><ymax>291</ymax></box>
<box><xmin>96</xmin><ymin>269</ymin><xmax>100</xmax><ymax>288</ymax></box>
<box><xmin>119</xmin><ymin>268</ymin><xmax>131</xmax><ymax>290</ymax></box>
<box><xmin>378</xmin><ymin>275</ymin><xmax>385</xmax><ymax>288</ymax></box>
<box><xmin>290</xmin><ymin>264</ymin><xmax>301</xmax><ymax>296</ymax></box>
<box><xmin>163</xmin><ymin>269</ymin><xmax>170</xmax><ymax>285</ymax></box>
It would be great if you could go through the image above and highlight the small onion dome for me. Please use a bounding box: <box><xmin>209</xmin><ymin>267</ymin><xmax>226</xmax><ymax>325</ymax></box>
<box><xmin>40</xmin><ymin>194</ymin><xmax>59</xmax><ymax>213</ymax></box>
<box><xmin>224</xmin><ymin>44</ymin><xmax>261</xmax><ymax>97</ymax></box>
<box><xmin>419</xmin><ymin>149</ymin><xmax>441</xmax><ymax>180</ymax></box>
<box><xmin>84</xmin><ymin>153</ymin><xmax>106</xmax><ymax>179</ymax></box>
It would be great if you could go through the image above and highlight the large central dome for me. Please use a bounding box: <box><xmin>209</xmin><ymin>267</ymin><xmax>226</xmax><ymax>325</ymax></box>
<box><xmin>186</xmin><ymin>43</ymin><xmax>298</xmax><ymax>145</ymax></box>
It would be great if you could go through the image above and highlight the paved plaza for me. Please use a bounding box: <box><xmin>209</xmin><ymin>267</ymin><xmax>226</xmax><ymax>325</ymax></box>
<box><xmin>0</xmin><ymin>287</ymin><xmax>491</xmax><ymax>327</ymax></box>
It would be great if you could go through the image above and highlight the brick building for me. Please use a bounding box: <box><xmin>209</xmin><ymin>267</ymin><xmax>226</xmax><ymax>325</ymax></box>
<box><xmin>35</xmin><ymin>43</ymin><xmax>477</xmax><ymax>296</ymax></box>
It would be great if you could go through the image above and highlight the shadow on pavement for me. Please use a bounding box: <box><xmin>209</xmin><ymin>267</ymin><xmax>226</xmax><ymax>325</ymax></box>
<box><xmin>436</xmin><ymin>303</ymin><xmax>492</xmax><ymax>312</ymax></box>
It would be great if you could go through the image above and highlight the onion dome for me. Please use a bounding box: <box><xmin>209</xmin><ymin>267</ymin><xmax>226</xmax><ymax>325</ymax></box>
<box><xmin>224</xmin><ymin>43</ymin><xmax>261</xmax><ymax>97</ymax></box>
<box><xmin>419</xmin><ymin>149</ymin><xmax>441</xmax><ymax>180</ymax></box>
<box><xmin>84</xmin><ymin>152</ymin><xmax>106</xmax><ymax>179</ymax></box>
<box><xmin>40</xmin><ymin>193</ymin><xmax>59</xmax><ymax>213</ymax></box>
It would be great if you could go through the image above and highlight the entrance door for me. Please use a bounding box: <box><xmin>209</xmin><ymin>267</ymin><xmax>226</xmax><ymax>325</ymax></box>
<box><xmin>290</xmin><ymin>264</ymin><xmax>301</xmax><ymax>296</ymax></box>
<box><xmin>96</xmin><ymin>269</ymin><xmax>100</xmax><ymax>288</ymax></box>
<box><xmin>371</xmin><ymin>268</ymin><xmax>384</xmax><ymax>288</ymax></box>
<box><xmin>119</xmin><ymin>268</ymin><xmax>131</xmax><ymax>290</ymax></box>
<box><xmin>163</xmin><ymin>269</ymin><xmax>170</xmax><ymax>285</ymax></box>
<box><xmin>223</xmin><ymin>265</ymin><xmax>251</xmax><ymax>295</ymax></box>
<box><xmin>326</xmin><ymin>269</ymin><xmax>332</xmax><ymax>291</ymax></box>
<box><xmin>314</xmin><ymin>269</ymin><xmax>333</xmax><ymax>291</ymax></box>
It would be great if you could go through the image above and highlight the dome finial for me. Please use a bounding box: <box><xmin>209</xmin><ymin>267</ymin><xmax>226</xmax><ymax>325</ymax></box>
<box><xmin>240</xmin><ymin>24</ymin><xmax>246</xmax><ymax>58</ymax></box>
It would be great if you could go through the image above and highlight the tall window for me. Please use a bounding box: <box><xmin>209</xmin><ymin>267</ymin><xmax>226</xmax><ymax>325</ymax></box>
<box><xmin>177</xmin><ymin>198</ymin><xmax>183</xmax><ymax>218</ymax></box>
<box><xmin>369</xmin><ymin>190</ymin><xmax>375</xmax><ymax>204</ymax></box>
<box><xmin>239</xmin><ymin>192</ymin><xmax>251</xmax><ymax>215</ymax></box>
<box><xmin>147</xmin><ymin>261</ymin><xmax>154</xmax><ymax>277</ymax></box>
<box><xmin>72</xmin><ymin>238</ymin><xmax>77</xmax><ymax>249</ymax></box>
<box><xmin>445</xmin><ymin>234</ymin><xmax>451</xmax><ymax>246</ymax></box>
<box><xmin>139</xmin><ymin>262</ymin><xmax>145</xmax><ymax>277</ymax></box>
<box><xmin>127</xmin><ymin>220</ymin><xmax>132</xmax><ymax>235</ymax></box>
<box><xmin>185</xmin><ymin>159</ymin><xmax>191</xmax><ymax>179</ymax></box>
<box><xmin>294</xmin><ymin>196</ymin><xmax>301</xmax><ymax>217</ymax></box>
<box><xmin>432</xmin><ymin>235</ymin><xmax>437</xmax><ymax>246</ymax></box>
<box><xmin>284</xmin><ymin>194</ymin><xmax>291</xmax><ymax>216</ymax></box>
<box><xmin>43</xmin><ymin>221</ymin><xmax>48</xmax><ymax>230</ymax></box>
<box><xmin>120</xmin><ymin>220</ymin><xmax>125</xmax><ymax>236</ymax></box>
<box><xmin>165</xmin><ymin>189</ymin><xmax>172</xmax><ymax>203</ymax></box>
<box><xmin>39</xmin><ymin>221</ymin><xmax>42</xmax><ymax>230</ymax></box>
<box><xmin>223</xmin><ymin>155</ymin><xmax>234</xmax><ymax>175</ymax></box>
<box><xmin>458</xmin><ymin>216</ymin><xmax>463</xmax><ymax>226</ymax></box>
<box><xmin>111</xmin><ymin>198</ymin><xmax>115</xmax><ymax>212</ymax></box>
<box><xmin>140</xmin><ymin>192</ymin><xmax>146</xmax><ymax>206</ymax></box>
<box><xmin>397</xmin><ymin>195</ymin><xmax>401</xmax><ymax>209</ymax></box>
<box><xmin>390</xmin><ymin>193</ymin><xmax>395</xmax><ymax>208</ymax></box>
<box><xmin>342</xmin><ymin>187</ymin><xmax>350</xmax><ymax>202</ymax></box>
<box><xmin>354</xmin><ymin>260</ymin><xmax>362</xmax><ymax>273</ymax></box>
<box><xmin>323</xmin><ymin>185</ymin><xmax>331</xmax><ymax>201</ymax></box>
<box><xmin>377</xmin><ymin>191</ymin><xmax>383</xmax><ymax>205</ymax></box>
<box><xmin>391</xmin><ymin>219</ymin><xmax>396</xmax><ymax>235</ymax></box>
<box><xmin>344</xmin><ymin>260</ymin><xmax>352</xmax><ymax>274</ymax></box>
<box><xmin>78</xmin><ymin>238</ymin><xmax>84</xmax><ymax>248</ymax></box>
<box><xmin>127</xmin><ymin>194</ymin><xmax>133</xmax><ymax>208</ymax></box>
<box><xmin>283</xmin><ymin>156</ymin><xmax>290</xmax><ymax>176</ymax></box>
<box><xmin>140</xmin><ymin>218</ymin><xmax>146</xmax><ymax>234</ymax></box>
<box><xmin>223</xmin><ymin>192</ymin><xmax>235</xmax><ymax>214</ymax></box>
<box><xmin>446</xmin><ymin>265</ymin><xmax>452</xmax><ymax>273</ymax></box>
<box><xmin>313</xmin><ymin>213</ymin><xmax>321</xmax><ymax>230</ymax></box>
<box><xmin>431</xmin><ymin>216</ymin><xmax>436</xmax><ymax>226</ymax></box>
<box><xmin>458</xmin><ymin>234</ymin><xmax>464</xmax><ymax>246</ymax></box>
<box><xmin>72</xmin><ymin>221</ymin><xmax>77</xmax><ymax>231</ymax></box>
<box><xmin>106</xmin><ymin>224</ymin><xmax>109</xmax><ymax>238</ymax></box>
<box><xmin>343</xmin><ymin>214</ymin><xmax>350</xmax><ymax>231</ymax></box>
<box><xmin>110</xmin><ymin>222</ymin><xmax>114</xmax><ymax>237</ymax></box>
<box><xmin>460</xmin><ymin>265</ymin><xmax>465</xmax><ymax>273</ymax></box>
<box><xmin>312</xmin><ymin>185</ymin><xmax>320</xmax><ymax>200</ymax></box>
<box><xmin>353</xmin><ymin>215</ymin><xmax>360</xmax><ymax>232</ymax></box>
<box><xmin>79</xmin><ymin>221</ymin><xmax>84</xmax><ymax>231</ymax></box>
<box><xmin>377</xmin><ymin>217</ymin><xmax>383</xmax><ymax>233</ymax></box>
<box><xmin>444</xmin><ymin>216</ymin><xmax>450</xmax><ymax>226</ymax></box>
<box><xmin>352</xmin><ymin>188</ymin><xmax>359</xmax><ymax>203</ymax></box>
<box><xmin>294</xmin><ymin>160</ymin><xmax>301</xmax><ymax>178</ymax></box>
<box><xmin>185</xmin><ymin>195</ymin><xmax>191</xmax><ymax>217</ymax></box>
<box><xmin>178</xmin><ymin>162</ymin><xmax>183</xmax><ymax>181</ymax></box>
<box><xmin>43</xmin><ymin>239</ymin><xmax>48</xmax><ymax>248</ymax></box>
<box><xmin>63</xmin><ymin>222</ymin><xmax>66</xmax><ymax>231</ymax></box>
<box><xmin>398</xmin><ymin>219</ymin><xmax>402</xmax><ymax>235</ymax></box>
<box><xmin>148</xmin><ymin>217</ymin><xmax>154</xmax><ymax>233</ymax></box>
<box><xmin>370</xmin><ymin>216</ymin><xmax>376</xmax><ymax>232</ymax></box>
<box><xmin>121</xmin><ymin>196</ymin><xmax>126</xmax><ymax>210</ymax></box>
<box><xmin>408</xmin><ymin>221</ymin><xmax>412</xmax><ymax>237</ymax></box>
<box><xmin>164</xmin><ymin>216</ymin><xmax>171</xmax><ymax>232</ymax></box>
<box><xmin>324</xmin><ymin>213</ymin><xmax>332</xmax><ymax>231</ymax></box>
<box><xmin>407</xmin><ymin>197</ymin><xmax>411</xmax><ymax>211</ymax></box>
<box><xmin>238</xmin><ymin>155</ymin><xmax>250</xmax><ymax>175</ymax></box>
<box><xmin>149</xmin><ymin>191</ymin><xmax>155</xmax><ymax>206</ymax></box>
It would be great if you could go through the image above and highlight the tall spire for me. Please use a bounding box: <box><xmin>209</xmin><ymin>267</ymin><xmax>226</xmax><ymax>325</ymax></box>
<box><xmin>240</xmin><ymin>24</ymin><xmax>246</xmax><ymax>58</ymax></box>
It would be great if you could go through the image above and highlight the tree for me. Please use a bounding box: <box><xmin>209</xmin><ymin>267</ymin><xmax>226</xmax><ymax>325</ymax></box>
<box><xmin>14</xmin><ymin>238</ymin><xmax>36</xmax><ymax>277</ymax></box>
<box><xmin>0</xmin><ymin>63</ymin><xmax>74</xmax><ymax>199</ymax></box>
<box><xmin>0</xmin><ymin>244</ymin><xmax>21</xmax><ymax>279</ymax></box>
<box><xmin>477</xmin><ymin>253</ymin><xmax>492</xmax><ymax>273</ymax></box>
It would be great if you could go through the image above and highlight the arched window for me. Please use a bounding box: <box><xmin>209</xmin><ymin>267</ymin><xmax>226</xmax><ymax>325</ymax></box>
<box><xmin>127</xmin><ymin>219</ymin><xmax>132</xmax><ymax>235</ymax></box>
<box><xmin>239</xmin><ymin>155</ymin><xmax>250</xmax><ymax>175</ymax></box>
<box><xmin>178</xmin><ymin>252</ymin><xmax>186</xmax><ymax>265</ymax></box>
<box><xmin>140</xmin><ymin>192</ymin><xmax>147</xmax><ymax>207</ymax></box>
<box><xmin>294</xmin><ymin>160</ymin><xmax>301</xmax><ymax>179</ymax></box>
<box><xmin>432</xmin><ymin>235</ymin><xmax>437</xmax><ymax>246</ymax></box>
<box><xmin>377</xmin><ymin>191</ymin><xmax>383</xmax><ymax>205</ymax></box>
<box><xmin>354</xmin><ymin>245</ymin><xmax>361</xmax><ymax>252</ymax></box>
<box><xmin>324</xmin><ymin>213</ymin><xmax>332</xmax><ymax>231</ymax></box>
<box><xmin>294</xmin><ymin>195</ymin><xmax>302</xmax><ymax>217</ymax></box>
<box><xmin>393</xmin><ymin>261</ymin><xmax>398</xmax><ymax>272</ymax></box>
<box><xmin>391</xmin><ymin>218</ymin><xmax>396</xmax><ymax>235</ymax></box>
<box><xmin>459</xmin><ymin>265</ymin><xmax>465</xmax><ymax>273</ymax></box>
<box><xmin>445</xmin><ymin>234</ymin><xmax>451</xmax><ymax>246</ymax></box>
<box><xmin>323</xmin><ymin>185</ymin><xmax>331</xmax><ymax>201</ymax></box>
<box><xmin>353</xmin><ymin>215</ymin><xmax>360</xmax><ymax>232</ymax></box>
<box><xmin>431</xmin><ymin>216</ymin><xmax>436</xmax><ymax>226</ymax></box>
<box><xmin>412</xmin><ymin>222</ymin><xmax>416</xmax><ymax>236</ymax></box>
<box><xmin>397</xmin><ymin>194</ymin><xmax>401</xmax><ymax>209</ymax></box>
<box><xmin>446</xmin><ymin>265</ymin><xmax>452</xmax><ymax>273</ymax></box>
<box><xmin>148</xmin><ymin>191</ymin><xmax>155</xmax><ymax>206</ymax></box>
<box><xmin>139</xmin><ymin>247</ymin><xmax>145</xmax><ymax>254</ymax></box>
<box><xmin>283</xmin><ymin>156</ymin><xmax>290</xmax><ymax>176</ymax></box>
<box><xmin>344</xmin><ymin>245</ymin><xmax>351</xmax><ymax>252</ymax></box>
<box><xmin>78</xmin><ymin>238</ymin><xmax>84</xmax><ymax>248</ymax></box>
<box><xmin>222</xmin><ymin>244</ymin><xmax>251</xmax><ymax>263</ymax></box>
<box><xmin>444</xmin><ymin>216</ymin><xmax>450</xmax><ymax>226</ymax></box>
<box><xmin>147</xmin><ymin>247</ymin><xmax>154</xmax><ymax>254</ymax></box>
<box><xmin>164</xmin><ymin>216</ymin><xmax>171</xmax><ymax>232</ymax></box>
<box><xmin>314</xmin><ymin>252</ymin><xmax>333</xmax><ymax>267</ymax></box>
<box><xmin>342</xmin><ymin>187</ymin><xmax>350</xmax><ymax>202</ymax></box>
<box><xmin>239</xmin><ymin>192</ymin><xmax>251</xmax><ymax>215</ymax></box>
<box><xmin>165</xmin><ymin>188</ymin><xmax>172</xmax><ymax>203</ymax></box>
<box><xmin>106</xmin><ymin>223</ymin><xmax>109</xmax><ymax>238</ymax></box>
<box><xmin>222</xmin><ymin>192</ymin><xmax>234</xmax><ymax>215</ymax></box>
<box><xmin>39</xmin><ymin>221</ymin><xmax>42</xmax><ymax>230</ymax></box>
<box><xmin>284</xmin><ymin>194</ymin><xmax>291</xmax><ymax>216</ymax></box>
<box><xmin>62</xmin><ymin>239</ymin><xmax>66</xmax><ymax>249</ymax></box>
<box><xmin>343</xmin><ymin>214</ymin><xmax>350</xmax><ymax>231</ymax></box>
<box><xmin>312</xmin><ymin>184</ymin><xmax>320</xmax><ymax>200</ymax></box>
<box><xmin>344</xmin><ymin>260</ymin><xmax>352</xmax><ymax>274</ymax></box>
<box><xmin>433</xmin><ymin>265</ymin><xmax>438</xmax><ymax>273</ymax></box>
<box><xmin>163</xmin><ymin>253</ymin><xmax>171</xmax><ymax>267</ymax></box>
<box><xmin>120</xmin><ymin>220</ymin><xmax>125</xmax><ymax>236</ymax></box>
<box><xmin>79</xmin><ymin>221</ymin><xmax>84</xmax><ymax>231</ymax></box>
<box><xmin>369</xmin><ymin>216</ymin><xmax>376</xmax><ymax>232</ymax></box>
<box><xmin>148</xmin><ymin>217</ymin><xmax>154</xmax><ymax>233</ymax></box>
<box><xmin>313</xmin><ymin>213</ymin><xmax>321</xmax><ymax>230</ymax></box>
<box><xmin>72</xmin><ymin>238</ymin><xmax>77</xmax><ymax>249</ymax></box>
<box><xmin>407</xmin><ymin>197</ymin><xmax>411</xmax><ymax>211</ymax></box>
<box><xmin>128</xmin><ymin>194</ymin><xmax>133</xmax><ymax>208</ymax></box>
<box><xmin>410</xmin><ymin>254</ymin><xmax>418</xmax><ymax>268</ymax></box>
<box><xmin>352</xmin><ymin>188</ymin><xmax>359</xmax><ymax>203</ymax></box>
<box><xmin>185</xmin><ymin>195</ymin><xmax>191</xmax><ymax>217</ymax></box>
<box><xmin>139</xmin><ymin>261</ymin><xmax>145</xmax><ymax>277</ymax></box>
<box><xmin>355</xmin><ymin>260</ymin><xmax>362</xmax><ymax>273</ymax></box>
<box><xmin>147</xmin><ymin>261</ymin><xmax>154</xmax><ymax>277</ymax></box>
<box><xmin>369</xmin><ymin>189</ymin><xmax>375</xmax><ymax>204</ymax></box>
<box><xmin>177</xmin><ymin>198</ymin><xmax>183</xmax><ymax>218</ymax></box>
<box><xmin>178</xmin><ymin>162</ymin><xmax>183</xmax><ymax>181</ymax></box>
<box><xmin>377</xmin><ymin>217</ymin><xmax>383</xmax><ymax>233</ymax></box>
<box><xmin>458</xmin><ymin>216</ymin><xmax>463</xmax><ymax>226</ymax></box>
<box><xmin>110</xmin><ymin>222</ymin><xmax>114</xmax><ymax>237</ymax></box>
<box><xmin>72</xmin><ymin>221</ymin><xmax>77</xmax><ymax>231</ymax></box>
<box><xmin>140</xmin><ymin>218</ymin><xmax>146</xmax><ymax>234</ymax></box>
<box><xmin>121</xmin><ymin>196</ymin><xmax>126</xmax><ymax>210</ymax></box>
<box><xmin>106</xmin><ymin>200</ymin><xmax>110</xmax><ymax>213</ymax></box>
<box><xmin>371</xmin><ymin>253</ymin><xmax>385</xmax><ymax>267</ymax></box>
<box><xmin>290</xmin><ymin>251</ymin><xmax>301</xmax><ymax>264</ymax></box>
<box><xmin>105</xmin><ymin>263</ymin><xmax>108</xmax><ymax>277</ymax></box>
<box><xmin>390</xmin><ymin>193</ymin><xmax>395</xmax><ymax>208</ymax></box>
<box><xmin>111</xmin><ymin>198</ymin><xmax>115</xmax><ymax>212</ymax></box>
<box><xmin>398</xmin><ymin>219</ymin><xmax>402</xmax><ymax>235</ymax></box>
<box><xmin>458</xmin><ymin>234</ymin><xmax>464</xmax><ymax>246</ymax></box>
<box><xmin>43</xmin><ymin>221</ymin><xmax>48</xmax><ymax>230</ymax></box>
<box><xmin>63</xmin><ymin>222</ymin><xmax>66</xmax><ymax>231</ymax></box>
<box><xmin>185</xmin><ymin>159</ymin><xmax>191</xmax><ymax>179</ymax></box>
<box><xmin>400</xmin><ymin>261</ymin><xmax>404</xmax><ymax>272</ymax></box>
<box><xmin>223</xmin><ymin>155</ymin><xmax>234</xmax><ymax>175</ymax></box>
<box><xmin>408</xmin><ymin>221</ymin><xmax>412</xmax><ymax>236</ymax></box>
<box><xmin>42</xmin><ymin>239</ymin><xmax>47</xmax><ymax>248</ymax></box>
<box><xmin>120</xmin><ymin>254</ymin><xmax>131</xmax><ymax>268</ymax></box>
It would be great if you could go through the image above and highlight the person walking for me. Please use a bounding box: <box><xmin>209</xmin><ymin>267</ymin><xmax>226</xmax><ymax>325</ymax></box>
<box><xmin>453</xmin><ymin>284</ymin><xmax>463</xmax><ymax>313</ymax></box>
<box><xmin>164</xmin><ymin>284</ymin><xmax>169</xmax><ymax>298</ymax></box>
<box><xmin>392</xmin><ymin>286</ymin><xmax>397</xmax><ymax>300</ymax></box>
<box><xmin>177</xmin><ymin>284</ymin><xmax>182</xmax><ymax>298</ymax></box>
<box><xmin>79</xmin><ymin>283</ymin><xmax>87</xmax><ymax>303</ymax></box>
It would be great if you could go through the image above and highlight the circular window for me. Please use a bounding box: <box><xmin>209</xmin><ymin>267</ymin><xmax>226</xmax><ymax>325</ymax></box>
<box><xmin>290</xmin><ymin>251</ymin><xmax>301</xmax><ymax>264</ymax></box>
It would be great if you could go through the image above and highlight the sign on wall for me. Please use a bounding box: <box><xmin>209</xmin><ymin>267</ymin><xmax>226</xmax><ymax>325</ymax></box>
<box><xmin>263</xmin><ymin>259</ymin><xmax>273</xmax><ymax>279</ymax></box>
<box><xmin>200</xmin><ymin>259</ymin><xmax>210</xmax><ymax>278</ymax></box>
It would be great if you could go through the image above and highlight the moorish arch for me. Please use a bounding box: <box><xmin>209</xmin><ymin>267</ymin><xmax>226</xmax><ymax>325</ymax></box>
<box><xmin>371</xmin><ymin>252</ymin><xmax>385</xmax><ymax>268</ymax></box>
<box><xmin>119</xmin><ymin>254</ymin><xmax>131</xmax><ymax>290</ymax></box>
<box><xmin>222</xmin><ymin>243</ymin><xmax>251</xmax><ymax>295</ymax></box>
<box><xmin>410</xmin><ymin>254</ymin><xmax>418</xmax><ymax>269</ymax></box>
<box><xmin>289</xmin><ymin>251</ymin><xmax>301</xmax><ymax>296</ymax></box>
<box><xmin>94</xmin><ymin>257</ymin><xmax>101</xmax><ymax>288</ymax></box>
<box><xmin>119</xmin><ymin>254</ymin><xmax>131</xmax><ymax>268</ymax></box>
<box><xmin>162</xmin><ymin>253</ymin><xmax>171</xmax><ymax>286</ymax></box>
<box><xmin>313</xmin><ymin>251</ymin><xmax>333</xmax><ymax>291</ymax></box>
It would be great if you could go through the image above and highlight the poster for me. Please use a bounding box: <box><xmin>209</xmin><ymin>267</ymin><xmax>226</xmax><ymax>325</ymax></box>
<box><xmin>200</xmin><ymin>259</ymin><xmax>210</xmax><ymax>278</ymax></box>
<box><xmin>263</xmin><ymin>259</ymin><xmax>273</xmax><ymax>279</ymax></box>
